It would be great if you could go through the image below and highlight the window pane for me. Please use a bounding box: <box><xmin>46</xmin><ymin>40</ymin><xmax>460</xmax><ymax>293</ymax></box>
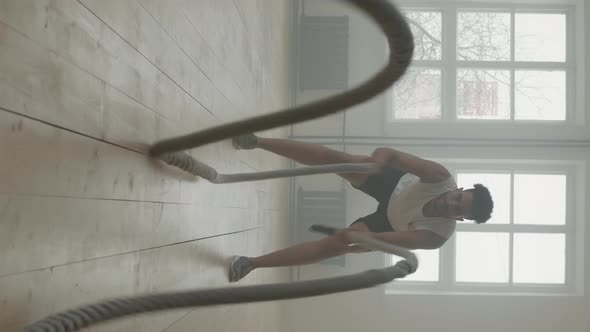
<box><xmin>456</xmin><ymin>232</ymin><xmax>509</xmax><ymax>283</ymax></box>
<box><xmin>515</xmin><ymin>70</ymin><xmax>566</xmax><ymax>121</ymax></box>
<box><xmin>393</xmin><ymin>249</ymin><xmax>439</xmax><ymax>282</ymax></box>
<box><xmin>514</xmin><ymin>174</ymin><xmax>566</xmax><ymax>225</ymax></box>
<box><xmin>404</xmin><ymin>11</ymin><xmax>442</xmax><ymax>60</ymax></box>
<box><xmin>457</xmin><ymin>173</ymin><xmax>510</xmax><ymax>224</ymax></box>
<box><xmin>514</xmin><ymin>233</ymin><xmax>565</xmax><ymax>284</ymax></box>
<box><xmin>393</xmin><ymin>68</ymin><xmax>441</xmax><ymax>119</ymax></box>
<box><xmin>515</xmin><ymin>13</ymin><xmax>566</xmax><ymax>62</ymax></box>
<box><xmin>457</xmin><ymin>69</ymin><xmax>510</xmax><ymax>119</ymax></box>
<box><xmin>457</xmin><ymin>12</ymin><xmax>511</xmax><ymax>61</ymax></box>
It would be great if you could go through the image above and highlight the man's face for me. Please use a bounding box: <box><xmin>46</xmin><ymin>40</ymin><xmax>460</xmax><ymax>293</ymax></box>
<box><xmin>434</xmin><ymin>188</ymin><xmax>474</xmax><ymax>220</ymax></box>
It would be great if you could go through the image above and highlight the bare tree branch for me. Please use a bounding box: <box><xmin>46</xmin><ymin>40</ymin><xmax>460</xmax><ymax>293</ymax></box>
<box><xmin>405</xmin><ymin>16</ymin><xmax>441</xmax><ymax>45</ymax></box>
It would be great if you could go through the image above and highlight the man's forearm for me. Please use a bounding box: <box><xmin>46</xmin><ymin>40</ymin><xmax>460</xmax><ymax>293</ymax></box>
<box><xmin>370</xmin><ymin>231</ymin><xmax>421</xmax><ymax>249</ymax></box>
<box><xmin>370</xmin><ymin>230</ymin><xmax>446</xmax><ymax>250</ymax></box>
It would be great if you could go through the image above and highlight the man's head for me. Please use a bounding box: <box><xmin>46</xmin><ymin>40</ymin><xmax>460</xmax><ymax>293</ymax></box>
<box><xmin>435</xmin><ymin>184</ymin><xmax>493</xmax><ymax>223</ymax></box>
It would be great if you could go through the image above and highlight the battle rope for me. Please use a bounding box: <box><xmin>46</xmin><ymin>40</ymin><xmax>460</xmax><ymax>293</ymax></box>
<box><xmin>21</xmin><ymin>0</ymin><xmax>414</xmax><ymax>330</ymax></box>
<box><xmin>158</xmin><ymin>153</ymin><xmax>382</xmax><ymax>183</ymax></box>
<box><xmin>148</xmin><ymin>0</ymin><xmax>413</xmax><ymax>181</ymax></box>
<box><xmin>22</xmin><ymin>228</ymin><xmax>417</xmax><ymax>332</ymax></box>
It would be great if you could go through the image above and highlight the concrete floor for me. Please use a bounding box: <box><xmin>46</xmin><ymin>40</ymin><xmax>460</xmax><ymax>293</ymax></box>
<box><xmin>0</xmin><ymin>0</ymin><xmax>294</xmax><ymax>330</ymax></box>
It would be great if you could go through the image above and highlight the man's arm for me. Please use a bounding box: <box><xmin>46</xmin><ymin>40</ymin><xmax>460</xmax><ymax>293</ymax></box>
<box><xmin>343</xmin><ymin>229</ymin><xmax>447</xmax><ymax>252</ymax></box>
<box><xmin>371</xmin><ymin>147</ymin><xmax>450</xmax><ymax>183</ymax></box>
<box><xmin>371</xmin><ymin>230</ymin><xmax>447</xmax><ymax>249</ymax></box>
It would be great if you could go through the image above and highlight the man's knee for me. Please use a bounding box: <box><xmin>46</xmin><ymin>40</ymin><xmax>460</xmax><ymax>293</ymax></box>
<box><xmin>318</xmin><ymin>230</ymin><xmax>357</xmax><ymax>255</ymax></box>
<box><xmin>346</xmin><ymin>154</ymin><xmax>374</xmax><ymax>164</ymax></box>
<box><xmin>348</xmin><ymin>222</ymin><xmax>370</xmax><ymax>232</ymax></box>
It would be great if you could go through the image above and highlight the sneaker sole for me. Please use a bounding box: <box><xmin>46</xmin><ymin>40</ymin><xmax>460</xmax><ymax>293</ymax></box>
<box><xmin>229</xmin><ymin>255</ymin><xmax>241</xmax><ymax>282</ymax></box>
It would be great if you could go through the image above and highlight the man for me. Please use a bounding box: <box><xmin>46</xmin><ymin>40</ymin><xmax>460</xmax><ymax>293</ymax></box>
<box><xmin>228</xmin><ymin>134</ymin><xmax>493</xmax><ymax>282</ymax></box>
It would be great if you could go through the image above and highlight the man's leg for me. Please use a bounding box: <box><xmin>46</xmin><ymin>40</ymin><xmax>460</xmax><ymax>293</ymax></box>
<box><xmin>229</xmin><ymin>222</ymin><xmax>369</xmax><ymax>282</ymax></box>
<box><xmin>229</xmin><ymin>135</ymin><xmax>377</xmax><ymax>282</ymax></box>
<box><xmin>234</xmin><ymin>135</ymin><xmax>372</xmax><ymax>187</ymax></box>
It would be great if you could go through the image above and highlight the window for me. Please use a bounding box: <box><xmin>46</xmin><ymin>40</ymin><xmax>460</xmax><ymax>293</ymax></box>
<box><xmin>389</xmin><ymin>5</ymin><xmax>572</xmax><ymax>122</ymax></box>
<box><xmin>392</xmin><ymin>10</ymin><xmax>443</xmax><ymax>120</ymax></box>
<box><xmin>387</xmin><ymin>161</ymin><xmax>582</xmax><ymax>295</ymax></box>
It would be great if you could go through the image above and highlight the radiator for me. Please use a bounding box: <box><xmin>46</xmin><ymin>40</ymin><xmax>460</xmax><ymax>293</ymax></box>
<box><xmin>298</xmin><ymin>16</ymin><xmax>349</xmax><ymax>90</ymax></box>
<box><xmin>296</xmin><ymin>187</ymin><xmax>347</xmax><ymax>266</ymax></box>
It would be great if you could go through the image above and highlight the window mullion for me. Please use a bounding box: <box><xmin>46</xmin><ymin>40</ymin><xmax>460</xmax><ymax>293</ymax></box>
<box><xmin>509</xmin><ymin>232</ymin><xmax>514</xmax><ymax>285</ymax></box>
<box><xmin>510</xmin><ymin>8</ymin><xmax>515</xmax><ymax>120</ymax></box>
<box><xmin>440</xmin><ymin>233</ymin><xmax>456</xmax><ymax>288</ymax></box>
<box><xmin>565</xmin><ymin>8</ymin><xmax>575</xmax><ymax>123</ymax></box>
<box><xmin>440</xmin><ymin>169</ymin><xmax>458</xmax><ymax>287</ymax></box>
<box><xmin>442</xmin><ymin>4</ymin><xmax>456</xmax><ymax>122</ymax></box>
<box><xmin>456</xmin><ymin>61</ymin><xmax>566</xmax><ymax>70</ymax></box>
<box><xmin>510</xmin><ymin>171</ymin><xmax>515</xmax><ymax>225</ymax></box>
<box><xmin>456</xmin><ymin>224</ymin><xmax>568</xmax><ymax>233</ymax></box>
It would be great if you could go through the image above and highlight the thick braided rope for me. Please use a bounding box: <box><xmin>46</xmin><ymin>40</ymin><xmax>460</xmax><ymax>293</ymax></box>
<box><xmin>158</xmin><ymin>152</ymin><xmax>218</xmax><ymax>181</ymax></box>
<box><xmin>22</xmin><ymin>230</ymin><xmax>417</xmax><ymax>332</ymax></box>
<box><xmin>149</xmin><ymin>0</ymin><xmax>413</xmax><ymax>159</ymax></box>
<box><xmin>22</xmin><ymin>264</ymin><xmax>413</xmax><ymax>332</ymax></box>
<box><xmin>160</xmin><ymin>151</ymin><xmax>381</xmax><ymax>183</ymax></box>
<box><xmin>213</xmin><ymin>163</ymin><xmax>381</xmax><ymax>183</ymax></box>
<box><xmin>151</xmin><ymin>0</ymin><xmax>412</xmax><ymax>180</ymax></box>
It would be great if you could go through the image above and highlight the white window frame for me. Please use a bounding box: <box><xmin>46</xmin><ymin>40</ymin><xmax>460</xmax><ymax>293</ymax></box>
<box><xmin>385</xmin><ymin>159</ymin><xmax>585</xmax><ymax>296</ymax></box>
<box><xmin>386</xmin><ymin>2</ymin><xmax>578</xmax><ymax>125</ymax></box>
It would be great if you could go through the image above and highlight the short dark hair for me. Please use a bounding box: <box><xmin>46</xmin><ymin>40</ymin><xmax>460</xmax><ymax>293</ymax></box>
<box><xmin>464</xmin><ymin>184</ymin><xmax>493</xmax><ymax>224</ymax></box>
